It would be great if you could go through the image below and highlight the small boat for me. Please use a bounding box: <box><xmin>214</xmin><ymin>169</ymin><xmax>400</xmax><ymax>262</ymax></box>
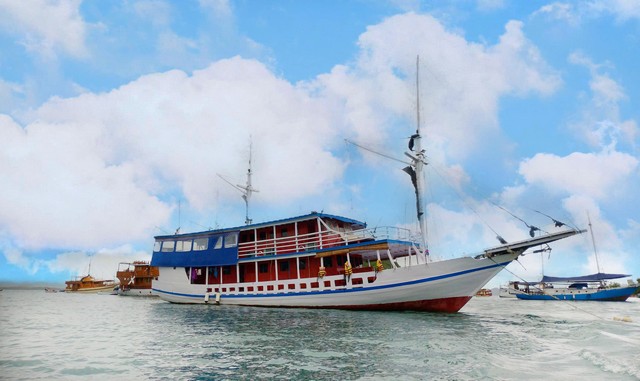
<box><xmin>150</xmin><ymin>59</ymin><xmax>584</xmax><ymax>312</ymax></box>
<box><xmin>64</xmin><ymin>274</ymin><xmax>116</xmax><ymax>293</ymax></box>
<box><xmin>115</xmin><ymin>261</ymin><xmax>159</xmax><ymax>296</ymax></box>
<box><xmin>44</xmin><ymin>287</ymin><xmax>59</xmax><ymax>293</ymax></box>
<box><xmin>475</xmin><ymin>288</ymin><xmax>493</xmax><ymax>297</ymax></box>
<box><xmin>515</xmin><ymin>274</ymin><xmax>639</xmax><ymax>301</ymax></box>
<box><xmin>498</xmin><ymin>281</ymin><xmax>529</xmax><ymax>298</ymax></box>
<box><xmin>516</xmin><ymin>216</ymin><xmax>638</xmax><ymax>302</ymax></box>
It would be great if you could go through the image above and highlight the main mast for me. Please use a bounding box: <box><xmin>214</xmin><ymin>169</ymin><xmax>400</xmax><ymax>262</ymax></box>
<box><xmin>404</xmin><ymin>56</ymin><xmax>429</xmax><ymax>253</ymax></box>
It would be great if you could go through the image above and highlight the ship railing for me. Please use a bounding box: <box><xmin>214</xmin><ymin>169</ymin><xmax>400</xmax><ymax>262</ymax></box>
<box><xmin>237</xmin><ymin>226</ymin><xmax>414</xmax><ymax>258</ymax></box>
<box><xmin>207</xmin><ymin>271</ymin><xmax>381</xmax><ymax>296</ymax></box>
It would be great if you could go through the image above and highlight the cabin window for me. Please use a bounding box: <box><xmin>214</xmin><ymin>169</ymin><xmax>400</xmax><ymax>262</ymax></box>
<box><xmin>299</xmin><ymin>259</ymin><xmax>306</xmax><ymax>270</ymax></box>
<box><xmin>259</xmin><ymin>263</ymin><xmax>269</xmax><ymax>273</ymax></box>
<box><xmin>225</xmin><ymin>233</ymin><xmax>238</xmax><ymax>248</ymax></box>
<box><xmin>281</xmin><ymin>228</ymin><xmax>289</xmax><ymax>237</ymax></box>
<box><xmin>214</xmin><ymin>237</ymin><xmax>223</xmax><ymax>249</ymax></box>
<box><xmin>280</xmin><ymin>261</ymin><xmax>289</xmax><ymax>272</ymax></box>
<box><xmin>222</xmin><ymin>266</ymin><xmax>231</xmax><ymax>275</ymax></box>
<box><xmin>193</xmin><ymin>238</ymin><xmax>208</xmax><ymax>251</ymax></box>
<box><xmin>324</xmin><ymin>257</ymin><xmax>333</xmax><ymax>268</ymax></box>
<box><xmin>176</xmin><ymin>240</ymin><xmax>192</xmax><ymax>252</ymax></box>
<box><xmin>153</xmin><ymin>241</ymin><xmax>161</xmax><ymax>252</ymax></box>
<box><xmin>161</xmin><ymin>241</ymin><xmax>175</xmax><ymax>252</ymax></box>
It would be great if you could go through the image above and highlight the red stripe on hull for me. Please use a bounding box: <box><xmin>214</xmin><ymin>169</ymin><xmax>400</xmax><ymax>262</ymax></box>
<box><xmin>336</xmin><ymin>296</ymin><xmax>473</xmax><ymax>313</ymax></box>
<box><xmin>254</xmin><ymin>296</ymin><xmax>473</xmax><ymax>313</ymax></box>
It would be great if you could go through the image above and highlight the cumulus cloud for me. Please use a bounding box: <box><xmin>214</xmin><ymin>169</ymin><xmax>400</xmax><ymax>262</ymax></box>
<box><xmin>0</xmin><ymin>0</ymin><xmax>88</xmax><ymax>58</ymax></box>
<box><xmin>318</xmin><ymin>13</ymin><xmax>561</xmax><ymax>162</ymax></box>
<box><xmin>519</xmin><ymin>150</ymin><xmax>638</xmax><ymax>200</ymax></box>
<box><xmin>534</xmin><ymin>1</ymin><xmax>640</xmax><ymax>25</ymax></box>
<box><xmin>566</xmin><ymin>52</ymin><xmax>638</xmax><ymax>150</ymax></box>
<box><xmin>0</xmin><ymin>57</ymin><xmax>345</xmax><ymax>252</ymax></box>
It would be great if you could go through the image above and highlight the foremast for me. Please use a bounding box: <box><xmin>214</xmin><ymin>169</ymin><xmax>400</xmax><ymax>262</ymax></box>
<box><xmin>218</xmin><ymin>137</ymin><xmax>259</xmax><ymax>225</ymax></box>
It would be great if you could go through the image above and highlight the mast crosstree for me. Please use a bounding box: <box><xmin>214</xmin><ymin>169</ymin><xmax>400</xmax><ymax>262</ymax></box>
<box><xmin>218</xmin><ymin>138</ymin><xmax>259</xmax><ymax>225</ymax></box>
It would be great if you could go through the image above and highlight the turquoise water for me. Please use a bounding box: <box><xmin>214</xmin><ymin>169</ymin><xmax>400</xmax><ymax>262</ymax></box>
<box><xmin>1</xmin><ymin>290</ymin><xmax>639</xmax><ymax>380</ymax></box>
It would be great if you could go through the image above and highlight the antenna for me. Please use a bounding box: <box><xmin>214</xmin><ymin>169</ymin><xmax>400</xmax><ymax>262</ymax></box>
<box><xmin>218</xmin><ymin>137</ymin><xmax>259</xmax><ymax>225</ymax></box>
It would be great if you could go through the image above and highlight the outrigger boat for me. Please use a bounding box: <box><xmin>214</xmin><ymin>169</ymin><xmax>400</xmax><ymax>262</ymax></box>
<box><xmin>150</xmin><ymin>58</ymin><xmax>584</xmax><ymax>312</ymax></box>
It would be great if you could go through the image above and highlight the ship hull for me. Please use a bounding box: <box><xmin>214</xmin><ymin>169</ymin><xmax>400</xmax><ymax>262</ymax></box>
<box><xmin>65</xmin><ymin>284</ymin><xmax>115</xmax><ymax>293</ymax></box>
<box><xmin>516</xmin><ymin>285</ymin><xmax>638</xmax><ymax>302</ymax></box>
<box><xmin>118</xmin><ymin>288</ymin><xmax>156</xmax><ymax>297</ymax></box>
<box><xmin>153</xmin><ymin>253</ymin><xmax>517</xmax><ymax>313</ymax></box>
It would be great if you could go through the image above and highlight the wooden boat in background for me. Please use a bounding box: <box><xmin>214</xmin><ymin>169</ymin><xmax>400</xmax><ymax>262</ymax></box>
<box><xmin>115</xmin><ymin>261</ymin><xmax>159</xmax><ymax>296</ymax></box>
<box><xmin>64</xmin><ymin>274</ymin><xmax>115</xmax><ymax>293</ymax></box>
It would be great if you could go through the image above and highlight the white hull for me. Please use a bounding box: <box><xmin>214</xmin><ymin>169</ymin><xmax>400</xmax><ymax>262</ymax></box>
<box><xmin>118</xmin><ymin>288</ymin><xmax>157</xmax><ymax>297</ymax></box>
<box><xmin>153</xmin><ymin>253</ymin><xmax>518</xmax><ymax>312</ymax></box>
<box><xmin>499</xmin><ymin>286</ymin><xmax>524</xmax><ymax>298</ymax></box>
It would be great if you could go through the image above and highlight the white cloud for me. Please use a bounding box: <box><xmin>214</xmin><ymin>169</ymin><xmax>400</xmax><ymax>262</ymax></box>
<box><xmin>477</xmin><ymin>0</ymin><xmax>506</xmax><ymax>12</ymax></box>
<box><xmin>533</xmin><ymin>3</ymin><xmax>581</xmax><ymax>26</ymax></box>
<box><xmin>317</xmin><ymin>13</ymin><xmax>561</xmax><ymax>162</ymax></box>
<box><xmin>588</xmin><ymin>0</ymin><xmax>640</xmax><ymax>22</ymax></box>
<box><xmin>46</xmin><ymin>244</ymin><xmax>151</xmax><ymax>281</ymax></box>
<box><xmin>199</xmin><ymin>0</ymin><xmax>233</xmax><ymax>19</ymax></box>
<box><xmin>0</xmin><ymin>57</ymin><xmax>345</xmax><ymax>252</ymax></box>
<box><xmin>533</xmin><ymin>1</ymin><xmax>640</xmax><ymax>26</ymax></box>
<box><xmin>567</xmin><ymin>52</ymin><xmax>638</xmax><ymax>150</ymax></box>
<box><xmin>0</xmin><ymin>0</ymin><xmax>88</xmax><ymax>58</ymax></box>
<box><xmin>519</xmin><ymin>150</ymin><xmax>638</xmax><ymax>200</ymax></box>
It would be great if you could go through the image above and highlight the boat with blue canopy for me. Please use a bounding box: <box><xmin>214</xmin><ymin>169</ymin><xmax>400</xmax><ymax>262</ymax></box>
<box><xmin>515</xmin><ymin>273</ymin><xmax>638</xmax><ymax>301</ymax></box>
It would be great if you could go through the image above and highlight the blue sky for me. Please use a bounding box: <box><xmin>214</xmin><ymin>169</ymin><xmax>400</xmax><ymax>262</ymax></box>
<box><xmin>0</xmin><ymin>0</ymin><xmax>638</xmax><ymax>287</ymax></box>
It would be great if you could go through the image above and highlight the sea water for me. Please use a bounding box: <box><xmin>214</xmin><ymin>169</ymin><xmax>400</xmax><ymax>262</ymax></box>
<box><xmin>1</xmin><ymin>290</ymin><xmax>639</xmax><ymax>380</ymax></box>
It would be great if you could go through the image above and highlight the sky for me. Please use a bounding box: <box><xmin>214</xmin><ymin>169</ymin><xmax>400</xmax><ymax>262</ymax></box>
<box><xmin>0</xmin><ymin>0</ymin><xmax>638</xmax><ymax>288</ymax></box>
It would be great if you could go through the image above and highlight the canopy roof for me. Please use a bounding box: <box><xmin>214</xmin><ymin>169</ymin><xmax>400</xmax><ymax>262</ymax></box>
<box><xmin>541</xmin><ymin>273</ymin><xmax>631</xmax><ymax>283</ymax></box>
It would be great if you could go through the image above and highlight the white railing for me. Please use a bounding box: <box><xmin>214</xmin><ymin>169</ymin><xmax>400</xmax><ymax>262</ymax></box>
<box><xmin>237</xmin><ymin>226</ymin><xmax>414</xmax><ymax>258</ymax></box>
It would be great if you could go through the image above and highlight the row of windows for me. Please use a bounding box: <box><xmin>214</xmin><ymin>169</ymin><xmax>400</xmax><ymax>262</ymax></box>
<box><xmin>154</xmin><ymin>233</ymin><xmax>238</xmax><ymax>253</ymax></box>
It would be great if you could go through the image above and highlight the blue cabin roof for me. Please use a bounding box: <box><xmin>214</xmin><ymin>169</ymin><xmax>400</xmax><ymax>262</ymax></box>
<box><xmin>541</xmin><ymin>272</ymin><xmax>631</xmax><ymax>283</ymax></box>
<box><xmin>154</xmin><ymin>212</ymin><xmax>367</xmax><ymax>240</ymax></box>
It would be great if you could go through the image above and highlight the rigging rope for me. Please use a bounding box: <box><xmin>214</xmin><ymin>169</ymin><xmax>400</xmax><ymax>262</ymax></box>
<box><xmin>428</xmin><ymin>163</ymin><xmax>505</xmax><ymax>241</ymax></box>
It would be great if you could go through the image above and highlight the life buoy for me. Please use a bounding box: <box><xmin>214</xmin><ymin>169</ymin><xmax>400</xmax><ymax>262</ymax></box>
<box><xmin>376</xmin><ymin>259</ymin><xmax>384</xmax><ymax>272</ymax></box>
<box><xmin>318</xmin><ymin>266</ymin><xmax>326</xmax><ymax>278</ymax></box>
<box><xmin>344</xmin><ymin>261</ymin><xmax>352</xmax><ymax>276</ymax></box>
